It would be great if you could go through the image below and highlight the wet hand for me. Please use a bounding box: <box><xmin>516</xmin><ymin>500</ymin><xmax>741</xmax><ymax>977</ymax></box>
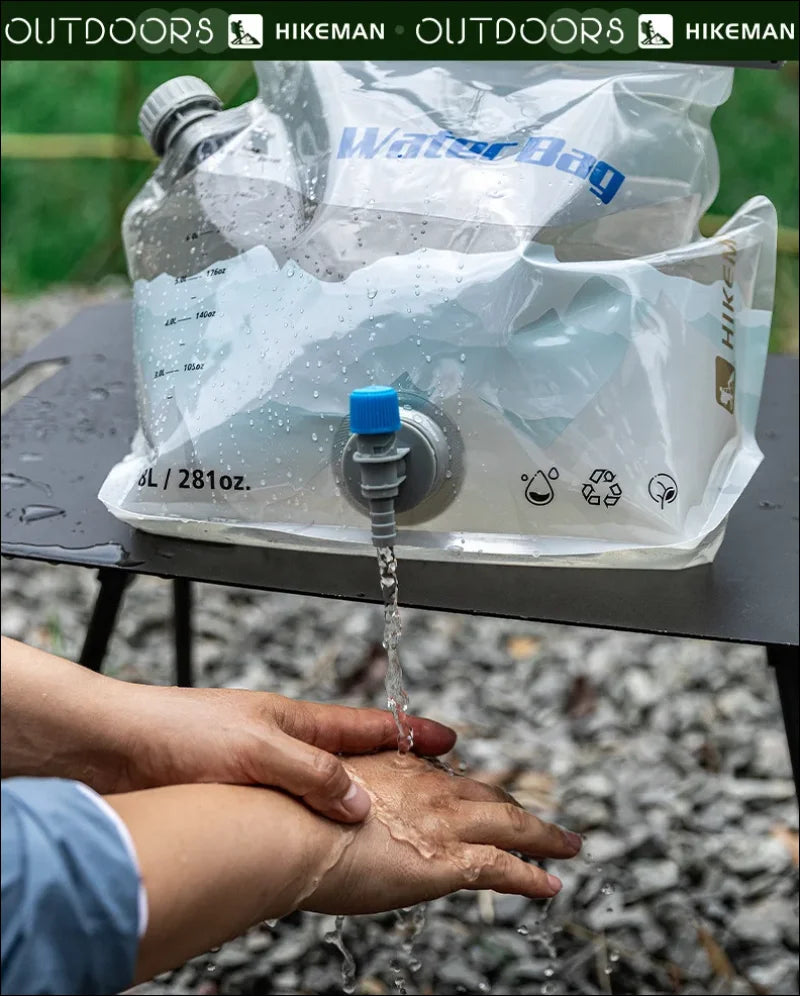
<box><xmin>0</xmin><ymin>637</ymin><xmax>456</xmax><ymax>822</ymax></box>
<box><xmin>304</xmin><ymin>752</ymin><xmax>582</xmax><ymax>914</ymax></box>
<box><xmin>121</xmin><ymin>686</ymin><xmax>457</xmax><ymax>822</ymax></box>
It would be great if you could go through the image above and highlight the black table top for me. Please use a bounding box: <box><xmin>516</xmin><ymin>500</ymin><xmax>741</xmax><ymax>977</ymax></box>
<box><xmin>2</xmin><ymin>302</ymin><xmax>798</xmax><ymax>648</ymax></box>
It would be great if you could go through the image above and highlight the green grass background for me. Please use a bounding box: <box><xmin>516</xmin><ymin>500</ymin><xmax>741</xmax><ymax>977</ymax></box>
<box><xmin>1</xmin><ymin>61</ymin><xmax>797</xmax><ymax>351</ymax></box>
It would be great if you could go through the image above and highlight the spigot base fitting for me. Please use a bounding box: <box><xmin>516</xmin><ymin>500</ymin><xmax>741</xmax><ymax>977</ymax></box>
<box><xmin>340</xmin><ymin>405</ymin><xmax>458</xmax><ymax>541</ymax></box>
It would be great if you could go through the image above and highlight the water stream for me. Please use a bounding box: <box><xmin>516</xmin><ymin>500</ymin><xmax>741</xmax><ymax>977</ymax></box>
<box><xmin>377</xmin><ymin>545</ymin><xmax>414</xmax><ymax>753</ymax></box>
<box><xmin>324</xmin><ymin>915</ymin><xmax>357</xmax><ymax>995</ymax></box>
<box><xmin>333</xmin><ymin>547</ymin><xmax>610</xmax><ymax>995</ymax></box>
<box><xmin>390</xmin><ymin>904</ymin><xmax>427</xmax><ymax>994</ymax></box>
<box><xmin>327</xmin><ymin>546</ymin><xmax>421</xmax><ymax>994</ymax></box>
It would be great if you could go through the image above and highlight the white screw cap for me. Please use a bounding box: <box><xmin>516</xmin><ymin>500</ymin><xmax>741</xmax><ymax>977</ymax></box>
<box><xmin>138</xmin><ymin>76</ymin><xmax>222</xmax><ymax>155</ymax></box>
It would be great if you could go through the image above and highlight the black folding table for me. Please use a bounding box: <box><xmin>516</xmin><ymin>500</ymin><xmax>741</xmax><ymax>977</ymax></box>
<box><xmin>2</xmin><ymin>302</ymin><xmax>798</xmax><ymax>797</ymax></box>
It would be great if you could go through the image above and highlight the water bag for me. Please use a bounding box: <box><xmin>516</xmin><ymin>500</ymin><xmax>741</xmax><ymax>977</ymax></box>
<box><xmin>100</xmin><ymin>62</ymin><xmax>777</xmax><ymax>568</ymax></box>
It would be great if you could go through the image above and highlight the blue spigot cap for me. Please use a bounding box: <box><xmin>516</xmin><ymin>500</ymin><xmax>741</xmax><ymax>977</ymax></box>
<box><xmin>349</xmin><ymin>386</ymin><xmax>402</xmax><ymax>435</ymax></box>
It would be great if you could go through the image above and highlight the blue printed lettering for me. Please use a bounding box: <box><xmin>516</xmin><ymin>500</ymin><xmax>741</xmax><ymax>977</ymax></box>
<box><xmin>337</xmin><ymin>126</ymin><xmax>400</xmax><ymax>159</ymax></box>
<box><xmin>555</xmin><ymin>148</ymin><xmax>596</xmax><ymax>178</ymax></box>
<box><xmin>337</xmin><ymin>127</ymin><xmax>626</xmax><ymax>204</ymax></box>
<box><xmin>481</xmin><ymin>142</ymin><xmax>519</xmax><ymax>160</ymax></box>
<box><xmin>446</xmin><ymin>137</ymin><xmax>487</xmax><ymax>158</ymax></box>
<box><xmin>517</xmin><ymin>136</ymin><xmax>565</xmax><ymax>166</ymax></box>
<box><xmin>589</xmin><ymin>161</ymin><xmax>625</xmax><ymax>205</ymax></box>
<box><xmin>387</xmin><ymin>133</ymin><xmax>429</xmax><ymax>158</ymax></box>
<box><xmin>423</xmin><ymin>131</ymin><xmax>456</xmax><ymax>158</ymax></box>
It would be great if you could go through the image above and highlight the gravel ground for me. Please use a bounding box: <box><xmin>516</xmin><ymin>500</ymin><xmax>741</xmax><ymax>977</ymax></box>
<box><xmin>2</xmin><ymin>290</ymin><xmax>798</xmax><ymax>996</ymax></box>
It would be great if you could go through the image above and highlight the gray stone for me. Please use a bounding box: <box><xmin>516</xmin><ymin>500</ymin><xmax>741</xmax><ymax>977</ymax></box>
<box><xmin>491</xmin><ymin>894</ymin><xmax>534</xmax><ymax>925</ymax></box>
<box><xmin>730</xmin><ymin>896</ymin><xmax>798</xmax><ymax>945</ymax></box>
<box><xmin>436</xmin><ymin>955</ymin><xmax>489</xmax><ymax>990</ymax></box>
<box><xmin>211</xmin><ymin>942</ymin><xmax>251</xmax><ymax>970</ymax></box>
<box><xmin>263</xmin><ymin>928</ymin><xmax>316</xmax><ymax>967</ymax></box>
<box><xmin>717</xmin><ymin>686</ymin><xmax>766</xmax><ymax>720</ymax></box>
<box><xmin>747</xmin><ymin>958</ymin><xmax>800</xmax><ymax>993</ymax></box>
<box><xmin>630</xmin><ymin>860</ymin><xmax>681</xmax><ymax>899</ymax></box>
<box><xmin>719</xmin><ymin>834</ymin><xmax>792</xmax><ymax>878</ymax></box>
<box><xmin>582</xmin><ymin>830</ymin><xmax>629</xmax><ymax>864</ymax></box>
<box><xmin>752</xmin><ymin>730</ymin><xmax>792</xmax><ymax>777</ymax></box>
<box><xmin>623</xmin><ymin>668</ymin><xmax>660</xmax><ymax>709</ymax></box>
<box><xmin>566</xmin><ymin>771</ymin><xmax>615</xmax><ymax>799</ymax></box>
<box><xmin>722</xmin><ymin>777</ymin><xmax>796</xmax><ymax>802</ymax></box>
<box><xmin>0</xmin><ymin>605</ymin><xmax>27</xmax><ymax>638</ymax></box>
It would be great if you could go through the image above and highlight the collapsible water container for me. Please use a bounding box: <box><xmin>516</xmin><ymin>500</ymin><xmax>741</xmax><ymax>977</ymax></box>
<box><xmin>100</xmin><ymin>61</ymin><xmax>777</xmax><ymax>568</ymax></box>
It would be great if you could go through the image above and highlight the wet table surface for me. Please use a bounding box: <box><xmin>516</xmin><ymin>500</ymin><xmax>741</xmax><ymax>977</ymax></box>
<box><xmin>1</xmin><ymin>302</ymin><xmax>798</xmax><ymax>648</ymax></box>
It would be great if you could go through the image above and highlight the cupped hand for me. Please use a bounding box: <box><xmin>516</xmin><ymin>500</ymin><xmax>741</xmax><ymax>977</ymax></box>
<box><xmin>305</xmin><ymin>752</ymin><xmax>582</xmax><ymax>914</ymax></box>
<box><xmin>118</xmin><ymin>685</ymin><xmax>456</xmax><ymax>822</ymax></box>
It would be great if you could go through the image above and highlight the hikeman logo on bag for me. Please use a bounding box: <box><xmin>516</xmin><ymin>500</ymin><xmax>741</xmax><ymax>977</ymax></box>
<box><xmin>716</xmin><ymin>237</ymin><xmax>737</xmax><ymax>414</ymax></box>
<box><xmin>228</xmin><ymin>15</ymin><xmax>262</xmax><ymax>48</ymax></box>
<box><xmin>715</xmin><ymin>357</ymin><xmax>736</xmax><ymax>414</ymax></box>
<box><xmin>638</xmin><ymin>14</ymin><xmax>673</xmax><ymax>48</ymax></box>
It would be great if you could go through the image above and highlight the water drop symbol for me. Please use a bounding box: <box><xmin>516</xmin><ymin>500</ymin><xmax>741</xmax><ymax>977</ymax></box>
<box><xmin>524</xmin><ymin>470</ymin><xmax>555</xmax><ymax>506</ymax></box>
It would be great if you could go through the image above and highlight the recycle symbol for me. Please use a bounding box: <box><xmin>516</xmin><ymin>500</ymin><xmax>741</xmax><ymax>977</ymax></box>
<box><xmin>582</xmin><ymin>468</ymin><xmax>623</xmax><ymax>508</ymax></box>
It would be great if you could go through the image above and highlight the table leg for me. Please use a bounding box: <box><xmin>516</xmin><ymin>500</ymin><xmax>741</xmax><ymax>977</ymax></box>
<box><xmin>79</xmin><ymin>569</ymin><xmax>132</xmax><ymax>672</ymax></box>
<box><xmin>173</xmin><ymin>578</ymin><xmax>194</xmax><ymax>688</ymax></box>
<box><xmin>767</xmin><ymin>644</ymin><xmax>799</xmax><ymax>802</ymax></box>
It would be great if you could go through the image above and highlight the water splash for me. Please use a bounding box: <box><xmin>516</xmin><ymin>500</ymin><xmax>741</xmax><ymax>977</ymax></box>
<box><xmin>389</xmin><ymin>957</ymin><xmax>408</xmax><ymax>994</ymax></box>
<box><xmin>518</xmin><ymin>896</ymin><xmax>561</xmax><ymax>994</ymax></box>
<box><xmin>389</xmin><ymin>904</ymin><xmax>426</xmax><ymax>993</ymax></box>
<box><xmin>1</xmin><ymin>472</ymin><xmax>52</xmax><ymax>496</ymax></box>
<box><xmin>376</xmin><ymin>545</ymin><xmax>413</xmax><ymax>753</ymax></box>
<box><xmin>1</xmin><ymin>540</ymin><xmax>135</xmax><ymax>567</ymax></box>
<box><xmin>323</xmin><ymin>915</ymin><xmax>357</xmax><ymax>994</ymax></box>
<box><xmin>20</xmin><ymin>504</ymin><xmax>65</xmax><ymax>523</ymax></box>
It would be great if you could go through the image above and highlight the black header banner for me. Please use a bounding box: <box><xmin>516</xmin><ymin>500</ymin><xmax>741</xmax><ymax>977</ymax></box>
<box><xmin>1</xmin><ymin>1</ymin><xmax>797</xmax><ymax>61</ymax></box>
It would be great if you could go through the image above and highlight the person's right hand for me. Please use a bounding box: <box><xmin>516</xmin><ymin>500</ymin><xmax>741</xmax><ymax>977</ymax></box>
<box><xmin>304</xmin><ymin>752</ymin><xmax>582</xmax><ymax>914</ymax></box>
<box><xmin>108</xmin><ymin>751</ymin><xmax>582</xmax><ymax>983</ymax></box>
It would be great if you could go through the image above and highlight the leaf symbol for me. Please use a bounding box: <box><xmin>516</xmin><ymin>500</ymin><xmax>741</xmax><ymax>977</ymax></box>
<box><xmin>664</xmin><ymin>487</ymin><xmax>676</xmax><ymax>503</ymax></box>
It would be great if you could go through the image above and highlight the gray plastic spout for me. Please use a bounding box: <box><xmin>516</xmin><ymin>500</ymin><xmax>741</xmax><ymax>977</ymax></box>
<box><xmin>352</xmin><ymin>433</ymin><xmax>411</xmax><ymax>546</ymax></box>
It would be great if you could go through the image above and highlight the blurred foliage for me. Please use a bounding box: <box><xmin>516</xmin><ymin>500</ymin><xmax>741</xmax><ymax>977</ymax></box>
<box><xmin>1</xmin><ymin>62</ymin><xmax>256</xmax><ymax>293</ymax></box>
<box><xmin>1</xmin><ymin>61</ymin><xmax>797</xmax><ymax>351</ymax></box>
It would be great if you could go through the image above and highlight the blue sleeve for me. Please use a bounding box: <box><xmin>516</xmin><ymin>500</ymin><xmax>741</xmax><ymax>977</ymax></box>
<box><xmin>2</xmin><ymin>778</ymin><xmax>142</xmax><ymax>996</ymax></box>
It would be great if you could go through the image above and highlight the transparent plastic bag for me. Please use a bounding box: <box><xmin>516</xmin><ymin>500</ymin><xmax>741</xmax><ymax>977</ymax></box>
<box><xmin>100</xmin><ymin>62</ymin><xmax>777</xmax><ymax>568</ymax></box>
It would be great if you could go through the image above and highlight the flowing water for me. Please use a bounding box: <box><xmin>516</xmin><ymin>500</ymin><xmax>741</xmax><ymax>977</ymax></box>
<box><xmin>326</xmin><ymin>547</ymin><xmax>419</xmax><ymax>994</ymax></box>
<box><xmin>517</xmin><ymin>896</ymin><xmax>560</xmax><ymax>994</ymax></box>
<box><xmin>377</xmin><ymin>545</ymin><xmax>413</xmax><ymax>753</ymax></box>
<box><xmin>324</xmin><ymin>915</ymin><xmax>357</xmax><ymax>995</ymax></box>
<box><xmin>390</xmin><ymin>904</ymin><xmax>428</xmax><ymax>994</ymax></box>
<box><xmin>335</xmin><ymin>548</ymin><xmax>612</xmax><ymax>995</ymax></box>
<box><xmin>379</xmin><ymin>547</ymin><xmax>426</xmax><ymax>995</ymax></box>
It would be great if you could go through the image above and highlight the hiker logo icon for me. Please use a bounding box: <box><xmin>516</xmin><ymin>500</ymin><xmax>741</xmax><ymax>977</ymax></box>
<box><xmin>228</xmin><ymin>15</ymin><xmax>263</xmax><ymax>48</ymax></box>
<box><xmin>638</xmin><ymin>14</ymin><xmax>673</xmax><ymax>49</ymax></box>
<box><xmin>582</xmin><ymin>469</ymin><xmax>622</xmax><ymax>509</ymax></box>
<box><xmin>715</xmin><ymin>356</ymin><xmax>736</xmax><ymax>414</ymax></box>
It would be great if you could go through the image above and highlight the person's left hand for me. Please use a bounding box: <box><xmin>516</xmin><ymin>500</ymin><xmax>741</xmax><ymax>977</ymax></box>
<box><xmin>112</xmin><ymin>684</ymin><xmax>456</xmax><ymax>822</ymax></box>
